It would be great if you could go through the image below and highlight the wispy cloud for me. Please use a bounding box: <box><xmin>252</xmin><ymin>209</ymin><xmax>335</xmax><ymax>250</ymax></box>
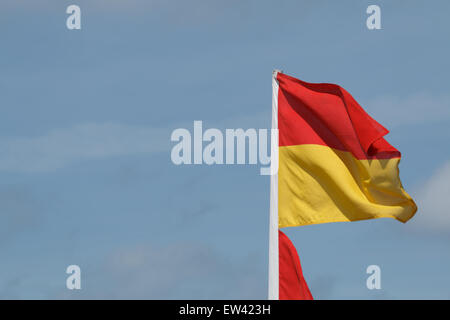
<box><xmin>412</xmin><ymin>161</ymin><xmax>450</xmax><ymax>232</ymax></box>
<box><xmin>365</xmin><ymin>93</ymin><xmax>450</xmax><ymax>128</ymax></box>
<box><xmin>0</xmin><ymin>123</ymin><xmax>168</xmax><ymax>173</ymax></box>
<box><xmin>0</xmin><ymin>107</ymin><xmax>270</xmax><ymax>173</ymax></box>
<box><xmin>55</xmin><ymin>242</ymin><xmax>265</xmax><ymax>299</ymax></box>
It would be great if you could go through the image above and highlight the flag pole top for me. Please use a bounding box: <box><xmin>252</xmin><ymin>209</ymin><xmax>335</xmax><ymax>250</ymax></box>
<box><xmin>273</xmin><ymin>69</ymin><xmax>283</xmax><ymax>76</ymax></box>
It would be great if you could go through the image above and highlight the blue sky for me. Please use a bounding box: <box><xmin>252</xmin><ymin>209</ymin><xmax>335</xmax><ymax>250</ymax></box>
<box><xmin>0</xmin><ymin>0</ymin><xmax>449</xmax><ymax>299</ymax></box>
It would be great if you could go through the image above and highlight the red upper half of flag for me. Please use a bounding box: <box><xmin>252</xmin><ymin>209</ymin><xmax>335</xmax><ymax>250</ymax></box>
<box><xmin>276</xmin><ymin>72</ymin><xmax>400</xmax><ymax>160</ymax></box>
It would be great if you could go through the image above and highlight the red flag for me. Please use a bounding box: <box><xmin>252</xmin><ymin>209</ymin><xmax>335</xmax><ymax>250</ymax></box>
<box><xmin>279</xmin><ymin>230</ymin><xmax>313</xmax><ymax>300</ymax></box>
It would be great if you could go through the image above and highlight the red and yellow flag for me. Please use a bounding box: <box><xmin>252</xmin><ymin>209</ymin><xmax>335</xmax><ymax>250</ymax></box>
<box><xmin>277</xmin><ymin>72</ymin><xmax>417</xmax><ymax>227</ymax></box>
<box><xmin>269</xmin><ymin>71</ymin><xmax>417</xmax><ymax>300</ymax></box>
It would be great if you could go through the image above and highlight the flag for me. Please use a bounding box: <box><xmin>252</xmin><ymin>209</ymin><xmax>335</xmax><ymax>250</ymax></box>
<box><xmin>268</xmin><ymin>70</ymin><xmax>417</xmax><ymax>299</ymax></box>
<box><xmin>279</xmin><ymin>230</ymin><xmax>313</xmax><ymax>300</ymax></box>
<box><xmin>275</xmin><ymin>71</ymin><xmax>417</xmax><ymax>227</ymax></box>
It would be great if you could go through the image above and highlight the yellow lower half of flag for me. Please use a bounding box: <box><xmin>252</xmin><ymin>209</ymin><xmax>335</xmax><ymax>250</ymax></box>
<box><xmin>278</xmin><ymin>144</ymin><xmax>417</xmax><ymax>228</ymax></box>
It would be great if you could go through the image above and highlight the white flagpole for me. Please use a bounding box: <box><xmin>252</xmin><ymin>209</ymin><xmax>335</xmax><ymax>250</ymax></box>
<box><xmin>268</xmin><ymin>70</ymin><xmax>280</xmax><ymax>300</ymax></box>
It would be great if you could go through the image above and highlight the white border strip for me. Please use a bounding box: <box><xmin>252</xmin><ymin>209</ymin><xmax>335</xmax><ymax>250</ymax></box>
<box><xmin>268</xmin><ymin>70</ymin><xmax>280</xmax><ymax>300</ymax></box>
